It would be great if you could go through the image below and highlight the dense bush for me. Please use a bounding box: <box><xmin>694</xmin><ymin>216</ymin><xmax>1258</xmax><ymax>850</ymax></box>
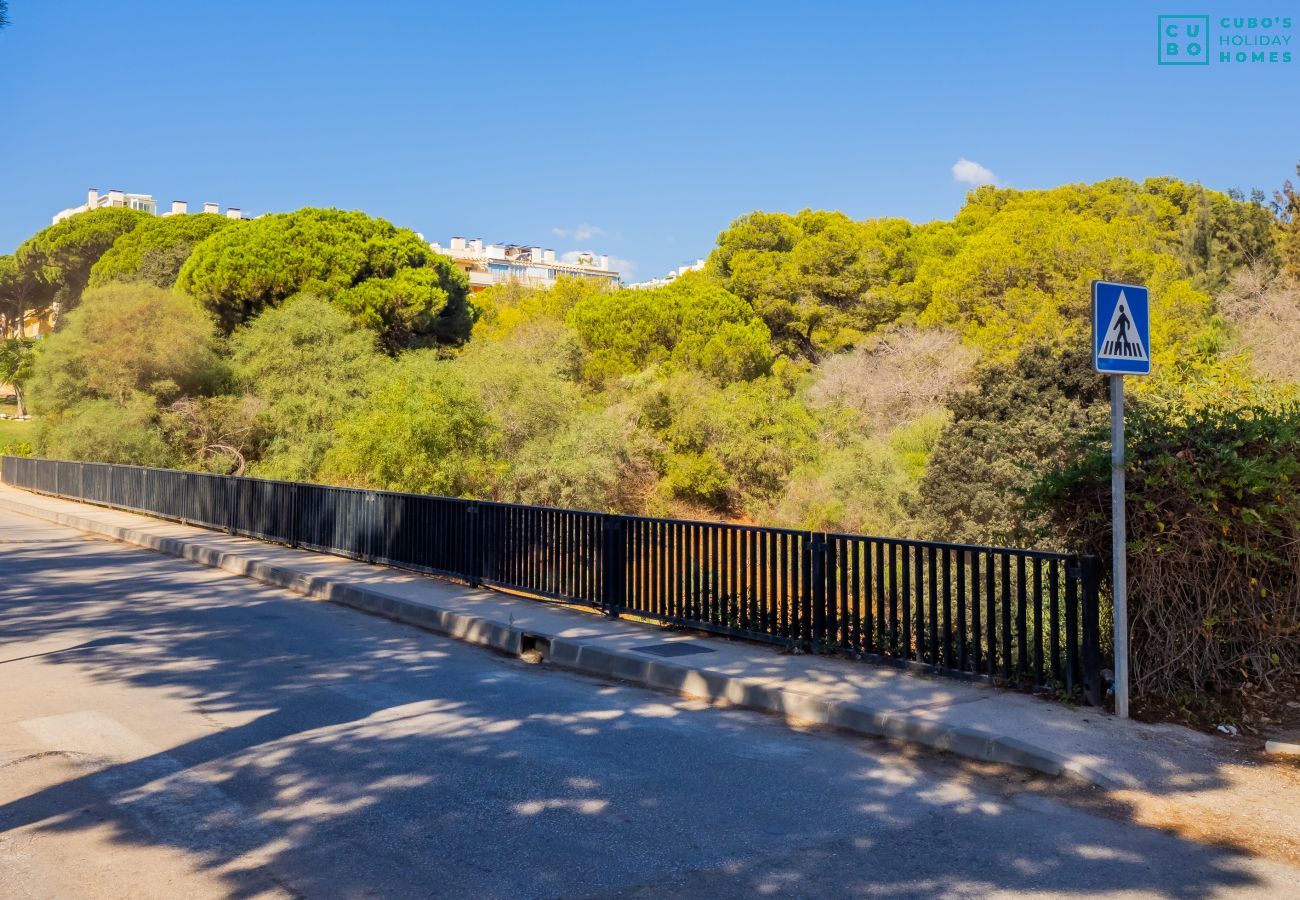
<box><xmin>27</xmin><ymin>283</ymin><xmax>224</xmax><ymax>414</ymax></box>
<box><xmin>230</xmin><ymin>294</ymin><xmax>388</xmax><ymax>481</ymax></box>
<box><xmin>918</xmin><ymin>344</ymin><xmax>1108</xmax><ymax>545</ymax></box>
<box><xmin>566</xmin><ymin>271</ymin><xmax>773</xmax><ymax>384</ymax></box>
<box><xmin>26</xmin><ymin>283</ymin><xmax>226</xmax><ymax>465</ymax></box>
<box><xmin>1028</xmin><ymin>389</ymin><xmax>1300</xmax><ymax>706</ymax></box>
<box><xmin>38</xmin><ymin>396</ymin><xmax>177</xmax><ymax>467</ymax></box>
<box><xmin>319</xmin><ymin>352</ymin><xmax>498</xmax><ymax>496</ymax></box>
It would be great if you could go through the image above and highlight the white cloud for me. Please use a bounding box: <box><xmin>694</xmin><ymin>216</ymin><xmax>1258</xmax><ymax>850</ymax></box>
<box><xmin>551</xmin><ymin>223</ymin><xmax>608</xmax><ymax>242</ymax></box>
<box><xmin>951</xmin><ymin>158</ymin><xmax>998</xmax><ymax>187</ymax></box>
<box><xmin>559</xmin><ymin>250</ymin><xmax>636</xmax><ymax>275</ymax></box>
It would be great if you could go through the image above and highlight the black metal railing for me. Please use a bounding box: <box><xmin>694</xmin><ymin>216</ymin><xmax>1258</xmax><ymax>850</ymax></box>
<box><xmin>1</xmin><ymin>456</ymin><xmax>1104</xmax><ymax>701</ymax></box>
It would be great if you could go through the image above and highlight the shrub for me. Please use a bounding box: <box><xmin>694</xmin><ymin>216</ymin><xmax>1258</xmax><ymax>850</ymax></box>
<box><xmin>27</xmin><ymin>283</ymin><xmax>225</xmax><ymax>414</ymax></box>
<box><xmin>918</xmin><ymin>343</ymin><xmax>1108</xmax><ymax>545</ymax></box>
<box><xmin>231</xmin><ymin>294</ymin><xmax>388</xmax><ymax>481</ymax></box>
<box><xmin>37</xmin><ymin>396</ymin><xmax>176</xmax><ymax>466</ymax></box>
<box><xmin>504</xmin><ymin>410</ymin><xmax>628</xmax><ymax>511</ymax></box>
<box><xmin>1027</xmin><ymin>390</ymin><xmax>1300</xmax><ymax>707</ymax></box>
<box><xmin>319</xmin><ymin>352</ymin><xmax>498</xmax><ymax>496</ymax></box>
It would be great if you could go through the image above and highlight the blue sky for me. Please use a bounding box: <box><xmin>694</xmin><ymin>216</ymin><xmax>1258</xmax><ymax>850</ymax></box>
<box><xmin>1</xmin><ymin>1</ymin><xmax>1297</xmax><ymax>279</ymax></box>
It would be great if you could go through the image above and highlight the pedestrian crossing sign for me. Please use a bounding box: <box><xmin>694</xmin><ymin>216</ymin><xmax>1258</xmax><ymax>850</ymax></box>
<box><xmin>1092</xmin><ymin>281</ymin><xmax>1151</xmax><ymax>375</ymax></box>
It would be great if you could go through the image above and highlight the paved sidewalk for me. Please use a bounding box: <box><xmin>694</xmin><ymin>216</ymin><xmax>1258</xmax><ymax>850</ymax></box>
<box><xmin>3</xmin><ymin>483</ymin><xmax>1297</xmax><ymax>861</ymax></box>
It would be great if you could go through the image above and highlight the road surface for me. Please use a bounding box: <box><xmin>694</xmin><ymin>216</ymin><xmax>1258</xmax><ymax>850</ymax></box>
<box><xmin>1</xmin><ymin>508</ymin><xmax>1295</xmax><ymax>898</ymax></box>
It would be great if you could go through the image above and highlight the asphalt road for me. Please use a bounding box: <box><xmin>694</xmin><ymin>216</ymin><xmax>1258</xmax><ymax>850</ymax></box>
<box><xmin>1</xmin><ymin>509</ymin><xmax>1296</xmax><ymax>899</ymax></box>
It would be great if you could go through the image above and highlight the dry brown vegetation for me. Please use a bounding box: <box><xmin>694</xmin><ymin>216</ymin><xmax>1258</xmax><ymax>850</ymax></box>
<box><xmin>1218</xmin><ymin>265</ymin><xmax>1300</xmax><ymax>382</ymax></box>
<box><xmin>807</xmin><ymin>327</ymin><xmax>976</xmax><ymax>435</ymax></box>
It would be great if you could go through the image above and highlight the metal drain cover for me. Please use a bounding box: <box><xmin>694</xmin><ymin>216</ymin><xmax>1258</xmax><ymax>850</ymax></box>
<box><xmin>633</xmin><ymin>642</ymin><xmax>716</xmax><ymax>658</ymax></box>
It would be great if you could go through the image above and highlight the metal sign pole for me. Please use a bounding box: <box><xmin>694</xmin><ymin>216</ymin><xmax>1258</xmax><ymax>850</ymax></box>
<box><xmin>1110</xmin><ymin>374</ymin><xmax>1129</xmax><ymax>718</ymax></box>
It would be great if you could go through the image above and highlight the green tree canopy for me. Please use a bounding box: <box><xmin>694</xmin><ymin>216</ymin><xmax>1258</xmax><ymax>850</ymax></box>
<box><xmin>1274</xmin><ymin>161</ymin><xmax>1300</xmax><ymax>280</ymax></box>
<box><xmin>0</xmin><ymin>336</ymin><xmax>36</xmax><ymax>417</ymax></box>
<box><xmin>471</xmin><ymin>276</ymin><xmax>607</xmax><ymax>345</ymax></box>
<box><xmin>176</xmin><ymin>207</ymin><xmax>474</xmax><ymax>348</ymax></box>
<box><xmin>710</xmin><ymin>210</ymin><xmax>917</xmax><ymax>358</ymax></box>
<box><xmin>89</xmin><ymin>212</ymin><xmax>244</xmax><ymax>288</ymax></box>
<box><xmin>911</xmin><ymin>178</ymin><xmax>1270</xmax><ymax>361</ymax></box>
<box><xmin>13</xmin><ymin>207</ymin><xmax>152</xmax><ymax>313</ymax></box>
<box><xmin>0</xmin><ymin>255</ymin><xmax>39</xmax><ymax>335</ymax></box>
<box><xmin>333</xmin><ymin>259</ymin><xmax>476</xmax><ymax>352</ymax></box>
<box><xmin>566</xmin><ymin>271</ymin><xmax>774</xmax><ymax>384</ymax></box>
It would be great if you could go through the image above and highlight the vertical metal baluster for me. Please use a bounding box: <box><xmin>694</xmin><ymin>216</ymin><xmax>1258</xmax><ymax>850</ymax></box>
<box><xmin>1033</xmin><ymin>557</ymin><xmax>1044</xmax><ymax>687</ymax></box>
<box><xmin>1002</xmin><ymin>553</ymin><xmax>1013</xmax><ymax>680</ymax></box>
<box><xmin>852</xmin><ymin>540</ymin><xmax>864</xmax><ymax>652</ymax></box>
<box><xmin>942</xmin><ymin>548</ymin><xmax>953</xmax><ymax>670</ymax></box>
<box><xmin>1066</xmin><ymin>563</ymin><xmax>1080</xmax><ymax>694</ymax></box>
<box><xmin>959</xmin><ymin>549</ymin><xmax>971</xmax><ymax>672</ymax></box>
<box><xmin>888</xmin><ymin>543</ymin><xmax>899</xmax><ymax>655</ymax></box>
<box><xmin>927</xmin><ymin>545</ymin><xmax>939</xmax><ymax>665</ymax></box>
<box><xmin>1017</xmin><ymin>555</ymin><xmax>1029</xmax><ymax>682</ymax></box>
<box><xmin>986</xmin><ymin>551</ymin><xmax>997</xmax><ymax>677</ymax></box>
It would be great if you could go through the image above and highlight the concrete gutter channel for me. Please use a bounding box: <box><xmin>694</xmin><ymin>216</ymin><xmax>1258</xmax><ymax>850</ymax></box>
<box><xmin>0</xmin><ymin>490</ymin><xmax>1114</xmax><ymax>789</ymax></box>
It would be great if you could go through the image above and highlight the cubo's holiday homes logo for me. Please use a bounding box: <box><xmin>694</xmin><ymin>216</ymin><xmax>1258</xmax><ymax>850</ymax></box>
<box><xmin>1158</xmin><ymin>14</ymin><xmax>1293</xmax><ymax>65</ymax></box>
<box><xmin>1159</xmin><ymin>15</ymin><xmax>1209</xmax><ymax>64</ymax></box>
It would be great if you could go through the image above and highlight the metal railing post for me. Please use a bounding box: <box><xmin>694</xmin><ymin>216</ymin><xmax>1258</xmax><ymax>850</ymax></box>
<box><xmin>364</xmin><ymin>491</ymin><xmax>376</xmax><ymax>563</ymax></box>
<box><xmin>1080</xmin><ymin>554</ymin><xmax>1105</xmax><ymax>707</ymax></box>
<box><xmin>466</xmin><ymin>502</ymin><xmax>480</xmax><ymax>586</ymax></box>
<box><xmin>602</xmin><ymin>515</ymin><xmax>625</xmax><ymax>618</ymax></box>
<box><xmin>809</xmin><ymin>533</ymin><xmax>828</xmax><ymax>648</ymax></box>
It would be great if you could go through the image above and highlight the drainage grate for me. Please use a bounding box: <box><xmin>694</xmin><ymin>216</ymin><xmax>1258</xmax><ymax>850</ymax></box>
<box><xmin>633</xmin><ymin>642</ymin><xmax>716</xmax><ymax>658</ymax></box>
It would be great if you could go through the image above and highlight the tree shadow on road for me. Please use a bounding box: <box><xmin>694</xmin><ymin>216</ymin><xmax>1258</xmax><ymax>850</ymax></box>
<box><xmin>0</xmin><ymin>529</ymin><xmax>1290</xmax><ymax>898</ymax></box>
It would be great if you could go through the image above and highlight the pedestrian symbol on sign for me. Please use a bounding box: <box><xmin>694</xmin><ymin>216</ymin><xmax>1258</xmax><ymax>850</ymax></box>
<box><xmin>1092</xmin><ymin>281</ymin><xmax>1151</xmax><ymax>376</ymax></box>
<box><xmin>1098</xmin><ymin>291</ymin><xmax>1147</xmax><ymax>362</ymax></box>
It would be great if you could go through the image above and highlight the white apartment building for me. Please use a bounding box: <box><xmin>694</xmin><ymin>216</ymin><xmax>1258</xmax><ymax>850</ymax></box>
<box><xmin>52</xmin><ymin>188</ymin><xmax>246</xmax><ymax>225</ymax></box>
<box><xmin>627</xmin><ymin>258</ymin><xmax>706</xmax><ymax>290</ymax></box>
<box><xmin>430</xmin><ymin>236</ymin><xmax>620</xmax><ymax>291</ymax></box>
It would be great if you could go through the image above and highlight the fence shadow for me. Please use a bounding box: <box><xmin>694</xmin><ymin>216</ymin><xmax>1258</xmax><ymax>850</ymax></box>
<box><xmin>0</xmin><ymin>514</ymin><xmax>1287</xmax><ymax>897</ymax></box>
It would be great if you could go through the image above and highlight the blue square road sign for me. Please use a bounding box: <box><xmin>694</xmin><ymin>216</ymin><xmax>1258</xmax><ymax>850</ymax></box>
<box><xmin>1092</xmin><ymin>281</ymin><xmax>1150</xmax><ymax>375</ymax></box>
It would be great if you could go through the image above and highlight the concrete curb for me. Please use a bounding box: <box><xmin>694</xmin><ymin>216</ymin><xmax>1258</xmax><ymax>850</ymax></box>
<box><xmin>1265</xmin><ymin>738</ymin><xmax>1300</xmax><ymax>758</ymax></box>
<box><xmin>0</xmin><ymin>490</ymin><xmax>1113</xmax><ymax>789</ymax></box>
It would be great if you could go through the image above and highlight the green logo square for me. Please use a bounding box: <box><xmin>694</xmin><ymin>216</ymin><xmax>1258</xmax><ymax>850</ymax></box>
<box><xmin>1159</xmin><ymin>15</ymin><xmax>1210</xmax><ymax>65</ymax></box>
